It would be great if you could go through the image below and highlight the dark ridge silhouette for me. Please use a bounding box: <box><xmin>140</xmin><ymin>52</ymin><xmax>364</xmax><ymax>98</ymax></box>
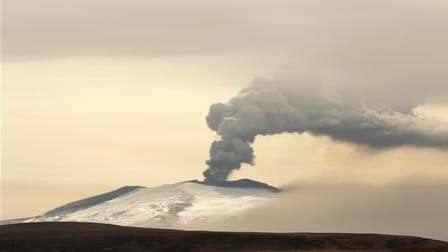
<box><xmin>188</xmin><ymin>178</ymin><xmax>281</xmax><ymax>192</ymax></box>
<box><xmin>1</xmin><ymin>222</ymin><xmax>447</xmax><ymax>252</ymax></box>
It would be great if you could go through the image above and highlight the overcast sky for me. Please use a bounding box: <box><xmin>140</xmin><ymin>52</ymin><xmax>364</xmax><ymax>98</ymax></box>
<box><xmin>1</xmin><ymin>0</ymin><xmax>448</xmax><ymax>239</ymax></box>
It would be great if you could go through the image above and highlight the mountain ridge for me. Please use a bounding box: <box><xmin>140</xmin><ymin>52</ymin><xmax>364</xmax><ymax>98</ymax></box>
<box><xmin>1</xmin><ymin>222</ymin><xmax>447</xmax><ymax>252</ymax></box>
<box><xmin>43</xmin><ymin>186</ymin><xmax>145</xmax><ymax>217</ymax></box>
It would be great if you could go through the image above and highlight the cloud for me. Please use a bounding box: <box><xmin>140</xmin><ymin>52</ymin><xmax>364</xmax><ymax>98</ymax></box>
<box><xmin>5</xmin><ymin>0</ymin><xmax>447</xmax><ymax>105</ymax></box>
<box><xmin>203</xmin><ymin>78</ymin><xmax>448</xmax><ymax>182</ymax></box>
<box><xmin>3</xmin><ymin>0</ymin><xmax>448</xmax><ymax>65</ymax></box>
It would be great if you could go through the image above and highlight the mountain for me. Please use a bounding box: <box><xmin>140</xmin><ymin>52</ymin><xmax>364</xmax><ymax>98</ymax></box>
<box><xmin>2</xmin><ymin>179</ymin><xmax>279</xmax><ymax>228</ymax></box>
<box><xmin>2</xmin><ymin>222</ymin><xmax>447</xmax><ymax>252</ymax></box>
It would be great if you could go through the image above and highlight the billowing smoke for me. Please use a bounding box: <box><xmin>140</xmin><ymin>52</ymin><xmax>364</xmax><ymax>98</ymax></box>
<box><xmin>203</xmin><ymin>80</ymin><xmax>448</xmax><ymax>182</ymax></box>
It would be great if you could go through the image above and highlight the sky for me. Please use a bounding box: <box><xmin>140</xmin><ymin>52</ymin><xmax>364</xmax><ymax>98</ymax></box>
<box><xmin>1</xmin><ymin>0</ymin><xmax>448</xmax><ymax>236</ymax></box>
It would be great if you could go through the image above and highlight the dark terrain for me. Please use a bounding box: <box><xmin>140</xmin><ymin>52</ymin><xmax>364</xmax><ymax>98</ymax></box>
<box><xmin>189</xmin><ymin>178</ymin><xmax>281</xmax><ymax>192</ymax></box>
<box><xmin>1</xmin><ymin>222</ymin><xmax>447</xmax><ymax>252</ymax></box>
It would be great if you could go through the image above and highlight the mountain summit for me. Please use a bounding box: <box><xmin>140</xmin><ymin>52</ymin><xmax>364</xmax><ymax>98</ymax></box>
<box><xmin>188</xmin><ymin>178</ymin><xmax>281</xmax><ymax>192</ymax></box>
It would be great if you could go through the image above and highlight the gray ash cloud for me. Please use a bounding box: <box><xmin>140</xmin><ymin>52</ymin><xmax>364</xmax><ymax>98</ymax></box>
<box><xmin>203</xmin><ymin>79</ymin><xmax>448</xmax><ymax>182</ymax></box>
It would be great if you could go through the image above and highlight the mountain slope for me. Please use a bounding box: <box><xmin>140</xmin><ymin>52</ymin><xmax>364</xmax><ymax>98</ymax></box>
<box><xmin>4</xmin><ymin>179</ymin><xmax>278</xmax><ymax>228</ymax></box>
<box><xmin>43</xmin><ymin>186</ymin><xmax>144</xmax><ymax>217</ymax></box>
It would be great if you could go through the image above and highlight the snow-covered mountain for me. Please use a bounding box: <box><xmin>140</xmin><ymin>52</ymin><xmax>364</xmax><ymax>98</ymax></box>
<box><xmin>3</xmin><ymin>179</ymin><xmax>279</xmax><ymax>228</ymax></box>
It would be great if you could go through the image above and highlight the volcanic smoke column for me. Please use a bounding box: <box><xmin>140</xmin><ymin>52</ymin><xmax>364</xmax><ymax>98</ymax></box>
<box><xmin>202</xmin><ymin>82</ymin><xmax>448</xmax><ymax>183</ymax></box>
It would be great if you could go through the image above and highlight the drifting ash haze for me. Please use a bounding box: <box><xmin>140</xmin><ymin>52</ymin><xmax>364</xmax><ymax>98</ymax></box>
<box><xmin>203</xmin><ymin>79</ymin><xmax>448</xmax><ymax>182</ymax></box>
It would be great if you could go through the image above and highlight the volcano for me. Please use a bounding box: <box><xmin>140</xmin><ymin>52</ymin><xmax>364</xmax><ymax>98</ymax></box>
<box><xmin>2</xmin><ymin>179</ymin><xmax>279</xmax><ymax>228</ymax></box>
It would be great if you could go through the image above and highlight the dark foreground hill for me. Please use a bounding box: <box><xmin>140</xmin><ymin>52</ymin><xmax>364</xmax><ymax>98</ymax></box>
<box><xmin>0</xmin><ymin>222</ymin><xmax>447</xmax><ymax>252</ymax></box>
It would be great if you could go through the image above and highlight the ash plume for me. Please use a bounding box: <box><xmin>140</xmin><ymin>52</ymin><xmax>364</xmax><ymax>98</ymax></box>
<box><xmin>203</xmin><ymin>80</ymin><xmax>448</xmax><ymax>183</ymax></box>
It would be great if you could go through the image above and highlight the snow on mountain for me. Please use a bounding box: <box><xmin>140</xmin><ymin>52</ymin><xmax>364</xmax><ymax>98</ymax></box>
<box><xmin>5</xmin><ymin>179</ymin><xmax>279</xmax><ymax>228</ymax></box>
